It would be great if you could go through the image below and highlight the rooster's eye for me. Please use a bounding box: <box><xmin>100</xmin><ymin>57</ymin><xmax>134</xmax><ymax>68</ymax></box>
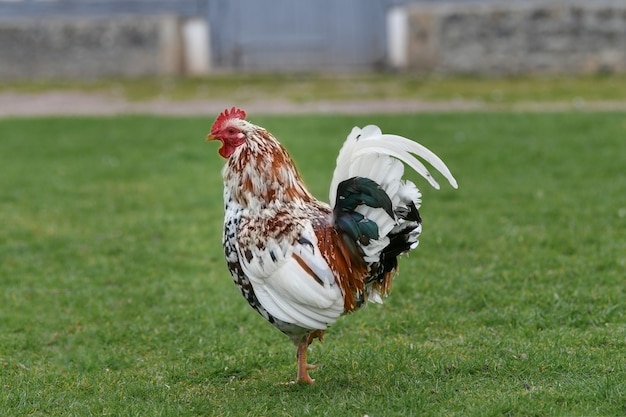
<box><xmin>228</xmin><ymin>128</ymin><xmax>236</xmax><ymax>134</ymax></box>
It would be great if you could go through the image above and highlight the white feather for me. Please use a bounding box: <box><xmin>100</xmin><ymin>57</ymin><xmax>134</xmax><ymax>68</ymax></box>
<box><xmin>368</xmin><ymin>289</ymin><xmax>383</xmax><ymax>304</ymax></box>
<box><xmin>238</xmin><ymin>226</ymin><xmax>344</xmax><ymax>330</ymax></box>
<box><xmin>329</xmin><ymin>126</ymin><xmax>458</xmax><ymax>207</ymax></box>
<box><xmin>398</xmin><ymin>180</ymin><xmax>421</xmax><ymax>205</ymax></box>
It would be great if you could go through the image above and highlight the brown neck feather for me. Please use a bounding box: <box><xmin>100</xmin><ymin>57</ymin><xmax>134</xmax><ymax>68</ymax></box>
<box><xmin>224</xmin><ymin>129</ymin><xmax>315</xmax><ymax>208</ymax></box>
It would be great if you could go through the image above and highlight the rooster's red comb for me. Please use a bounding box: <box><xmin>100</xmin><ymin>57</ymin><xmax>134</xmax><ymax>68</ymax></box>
<box><xmin>211</xmin><ymin>107</ymin><xmax>247</xmax><ymax>135</ymax></box>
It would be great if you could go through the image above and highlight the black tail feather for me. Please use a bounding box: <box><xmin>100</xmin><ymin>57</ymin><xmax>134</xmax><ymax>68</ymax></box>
<box><xmin>334</xmin><ymin>176</ymin><xmax>395</xmax><ymax>247</ymax></box>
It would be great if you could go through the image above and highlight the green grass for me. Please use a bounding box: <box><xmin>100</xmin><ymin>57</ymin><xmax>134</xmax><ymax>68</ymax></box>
<box><xmin>2</xmin><ymin>73</ymin><xmax>626</xmax><ymax>104</ymax></box>
<box><xmin>1</xmin><ymin>112</ymin><xmax>625</xmax><ymax>416</ymax></box>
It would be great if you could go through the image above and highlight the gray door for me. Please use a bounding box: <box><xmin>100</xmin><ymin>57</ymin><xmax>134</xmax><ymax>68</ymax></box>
<box><xmin>207</xmin><ymin>0</ymin><xmax>392</xmax><ymax>71</ymax></box>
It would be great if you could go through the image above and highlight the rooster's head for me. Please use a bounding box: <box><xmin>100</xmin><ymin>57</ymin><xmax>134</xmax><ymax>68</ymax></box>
<box><xmin>207</xmin><ymin>107</ymin><xmax>251</xmax><ymax>158</ymax></box>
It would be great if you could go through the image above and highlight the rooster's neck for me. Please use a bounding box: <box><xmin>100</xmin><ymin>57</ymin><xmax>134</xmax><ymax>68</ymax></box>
<box><xmin>223</xmin><ymin>130</ymin><xmax>315</xmax><ymax>209</ymax></box>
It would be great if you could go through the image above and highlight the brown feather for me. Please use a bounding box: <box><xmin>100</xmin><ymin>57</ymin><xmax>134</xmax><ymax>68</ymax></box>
<box><xmin>313</xmin><ymin>221</ymin><xmax>369</xmax><ymax>312</ymax></box>
<box><xmin>228</xmin><ymin>130</ymin><xmax>314</xmax><ymax>206</ymax></box>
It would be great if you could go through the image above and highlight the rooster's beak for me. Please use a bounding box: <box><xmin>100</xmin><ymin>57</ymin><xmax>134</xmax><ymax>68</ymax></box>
<box><xmin>206</xmin><ymin>134</ymin><xmax>216</xmax><ymax>141</ymax></box>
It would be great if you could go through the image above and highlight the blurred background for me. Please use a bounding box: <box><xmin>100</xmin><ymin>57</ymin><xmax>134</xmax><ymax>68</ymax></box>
<box><xmin>1</xmin><ymin>0</ymin><xmax>625</xmax><ymax>79</ymax></box>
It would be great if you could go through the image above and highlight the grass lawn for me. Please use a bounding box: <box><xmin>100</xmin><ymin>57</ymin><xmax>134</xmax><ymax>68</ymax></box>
<box><xmin>1</xmin><ymin>112</ymin><xmax>625</xmax><ymax>416</ymax></box>
<box><xmin>2</xmin><ymin>73</ymin><xmax>626</xmax><ymax>105</ymax></box>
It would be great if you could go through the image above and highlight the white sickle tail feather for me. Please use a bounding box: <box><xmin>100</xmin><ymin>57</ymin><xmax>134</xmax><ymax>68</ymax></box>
<box><xmin>330</xmin><ymin>125</ymin><xmax>458</xmax><ymax>207</ymax></box>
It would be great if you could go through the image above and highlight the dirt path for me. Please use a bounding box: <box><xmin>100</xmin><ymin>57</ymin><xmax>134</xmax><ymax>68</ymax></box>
<box><xmin>2</xmin><ymin>91</ymin><xmax>626</xmax><ymax>117</ymax></box>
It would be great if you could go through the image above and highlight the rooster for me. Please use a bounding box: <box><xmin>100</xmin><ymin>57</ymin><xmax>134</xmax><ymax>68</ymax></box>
<box><xmin>207</xmin><ymin>107</ymin><xmax>457</xmax><ymax>384</ymax></box>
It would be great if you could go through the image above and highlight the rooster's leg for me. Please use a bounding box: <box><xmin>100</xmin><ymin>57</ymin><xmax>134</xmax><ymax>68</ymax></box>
<box><xmin>296</xmin><ymin>339</ymin><xmax>316</xmax><ymax>384</ymax></box>
<box><xmin>294</xmin><ymin>330</ymin><xmax>324</xmax><ymax>384</ymax></box>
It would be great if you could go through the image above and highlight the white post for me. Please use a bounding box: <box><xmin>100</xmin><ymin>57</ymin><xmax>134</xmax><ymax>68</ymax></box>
<box><xmin>182</xmin><ymin>18</ymin><xmax>211</xmax><ymax>75</ymax></box>
<box><xmin>387</xmin><ymin>6</ymin><xmax>408</xmax><ymax>70</ymax></box>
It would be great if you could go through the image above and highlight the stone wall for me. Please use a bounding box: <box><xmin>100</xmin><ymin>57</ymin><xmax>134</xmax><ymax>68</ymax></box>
<box><xmin>406</xmin><ymin>1</ymin><xmax>626</xmax><ymax>75</ymax></box>
<box><xmin>0</xmin><ymin>15</ymin><xmax>183</xmax><ymax>80</ymax></box>
<box><xmin>2</xmin><ymin>2</ymin><xmax>625</xmax><ymax>79</ymax></box>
